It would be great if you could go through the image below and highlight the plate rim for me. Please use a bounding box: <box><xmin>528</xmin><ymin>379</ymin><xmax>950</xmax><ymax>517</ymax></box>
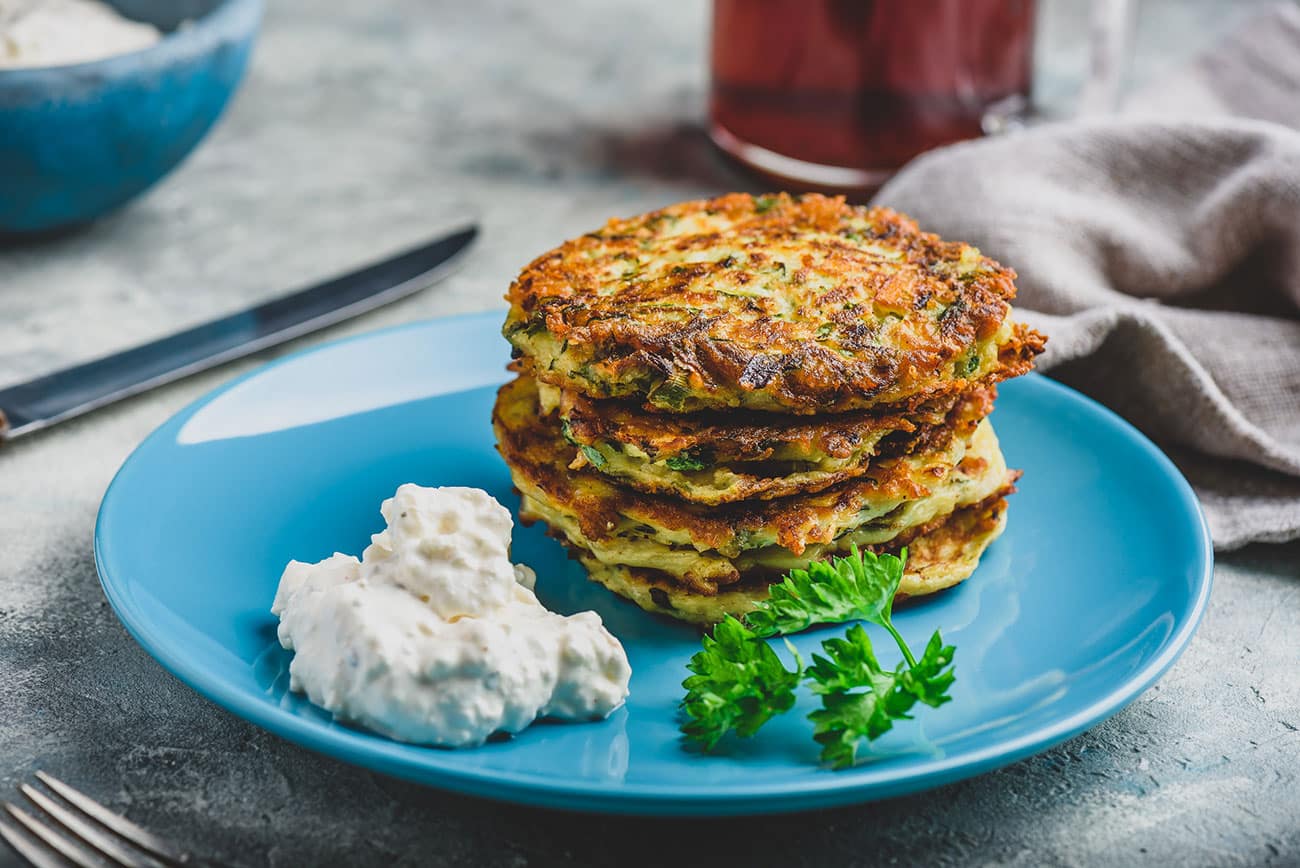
<box><xmin>94</xmin><ymin>310</ymin><xmax>1214</xmax><ymax>815</ymax></box>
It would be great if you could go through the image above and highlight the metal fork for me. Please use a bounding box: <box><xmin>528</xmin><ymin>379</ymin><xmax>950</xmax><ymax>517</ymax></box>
<box><xmin>0</xmin><ymin>771</ymin><xmax>220</xmax><ymax>867</ymax></box>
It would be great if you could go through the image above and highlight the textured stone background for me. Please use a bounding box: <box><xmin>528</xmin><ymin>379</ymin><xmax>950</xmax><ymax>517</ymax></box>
<box><xmin>1</xmin><ymin>1</ymin><xmax>1297</xmax><ymax>866</ymax></box>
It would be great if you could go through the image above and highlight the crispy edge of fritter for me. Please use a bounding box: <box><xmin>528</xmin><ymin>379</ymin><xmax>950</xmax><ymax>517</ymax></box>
<box><xmin>519</xmin><ymin>318</ymin><xmax>1044</xmax><ymax>415</ymax></box>
<box><xmin>493</xmin><ymin>373</ymin><xmax>978</xmax><ymax>556</ymax></box>
<box><xmin>561</xmin><ymin>492</ymin><xmax>1014</xmax><ymax>627</ymax></box>
<box><xmin>558</xmin><ymin>365</ymin><xmax>992</xmax><ymax>460</ymax></box>
<box><xmin>559</xmin><ymin>379</ymin><xmax>996</xmax><ymax>504</ymax></box>
<box><xmin>505</xmin><ymin>192</ymin><xmax>1045</xmax><ymax>413</ymax></box>
<box><xmin>513</xmin><ymin>442</ymin><xmax>1011</xmax><ymax>595</ymax></box>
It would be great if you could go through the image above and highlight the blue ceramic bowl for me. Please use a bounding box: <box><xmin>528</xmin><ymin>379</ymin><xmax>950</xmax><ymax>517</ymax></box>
<box><xmin>0</xmin><ymin>0</ymin><xmax>263</xmax><ymax>234</ymax></box>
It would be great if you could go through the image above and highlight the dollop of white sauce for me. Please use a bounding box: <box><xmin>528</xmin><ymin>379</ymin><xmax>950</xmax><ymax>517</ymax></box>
<box><xmin>271</xmin><ymin>484</ymin><xmax>632</xmax><ymax>747</ymax></box>
<box><xmin>0</xmin><ymin>0</ymin><xmax>161</xmax><ymax>69</ymax></box>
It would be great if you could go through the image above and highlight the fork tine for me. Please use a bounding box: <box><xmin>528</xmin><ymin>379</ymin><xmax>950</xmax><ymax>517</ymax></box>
<box><xmin>0</xmin><ymin>814</ymin><xmax>72</xmax><ymax>868</ymax></box>
<box><xmin>34</xmin><ymin>773</ymin><xmax>189</xmax><ymax>865</ymax></box>
<box><xmin>20</xmin><ymin>785</ymin><xmax>165</xmax><ymax>868</ymax></box>
<box><xmin>3</xmin><ymin>803</ymin><xmax>105</xmax><ymax>868</ymax></box>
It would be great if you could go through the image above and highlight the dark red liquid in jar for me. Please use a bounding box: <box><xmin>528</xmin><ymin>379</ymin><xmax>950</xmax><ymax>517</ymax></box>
<box><xmin>709</xmin><ymin>0</ymin><xmax>1036</xmax><ymax>190</ymax></box>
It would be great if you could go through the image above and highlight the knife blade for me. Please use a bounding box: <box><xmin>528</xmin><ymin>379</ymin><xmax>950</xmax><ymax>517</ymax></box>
<box><xmin>0</xmin><ymin>223</ymin><xmax>478</xmax><ymax>441</ymax></box>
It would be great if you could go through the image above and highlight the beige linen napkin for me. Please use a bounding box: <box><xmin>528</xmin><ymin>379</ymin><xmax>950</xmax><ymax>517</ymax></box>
<box><xmin>875</xmin><ymin>4</ymin><xmax>1300</xmax><ymax>550</ymax></box>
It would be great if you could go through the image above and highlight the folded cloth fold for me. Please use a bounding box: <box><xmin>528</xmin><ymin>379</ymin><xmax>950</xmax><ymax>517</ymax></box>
<box><xmin>876</xmin><ymin>5</ymin><xmax>1300</xmax><ymax>550</ymax></box>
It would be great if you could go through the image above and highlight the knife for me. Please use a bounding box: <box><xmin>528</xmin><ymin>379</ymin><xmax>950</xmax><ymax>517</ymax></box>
<box><xmin>0</xmin><ymin>223</ymin><xmax>478</xmax><ymax>441</ymax></box>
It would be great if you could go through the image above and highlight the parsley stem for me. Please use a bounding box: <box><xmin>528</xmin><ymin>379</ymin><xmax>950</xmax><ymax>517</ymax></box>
<box><xmin>881</xmin><ymin>620</ymin><xmax>917</xmax><ymax>668</ymax></box>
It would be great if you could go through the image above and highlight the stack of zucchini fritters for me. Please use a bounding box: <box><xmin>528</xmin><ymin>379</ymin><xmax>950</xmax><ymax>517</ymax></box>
<box><xmin>494</xmin><ymin>193</ymin><xmax>1045</xmax><ymax>626</ymax></box>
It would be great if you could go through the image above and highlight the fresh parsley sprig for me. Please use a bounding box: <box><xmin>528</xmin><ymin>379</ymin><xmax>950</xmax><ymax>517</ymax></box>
<box><xmin>680</xmin><ymin>616</ymin><xmax>802</xmax><ymax>750</ymax></box>
<box><xmin>745</xmin><ymin>547</ymin><xmax>906</xmax><ymax>640</ymax></box>
<box><xmin>679</xmin><ymin>546</ymin><xmax>957</xmax><ymax>769</ymax></box>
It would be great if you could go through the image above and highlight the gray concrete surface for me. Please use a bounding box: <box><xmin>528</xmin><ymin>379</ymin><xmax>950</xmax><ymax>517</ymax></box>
<box><xmin>1</xmin><ymin>1</ymin><xmax>1297</xmax><ymax>865</ymax></box>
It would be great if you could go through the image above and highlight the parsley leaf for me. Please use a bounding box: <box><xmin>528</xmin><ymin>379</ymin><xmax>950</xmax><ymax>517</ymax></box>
<box><xmin>579</xmin><ymin>444</ymin><xmax>607</xmax><ymax>468</ymax></box>
<box><xmin>902</xmin><ymin>631</ymin><xmax>958</xmax><ymax>711</ymax></box>
<box><xmin>806</xmin><ymin>624</ymin><xmax>955</xmax><ymax>768</ymax></box>
<box><xmin>744</xmin><ymin>545</ymin><xmax>905</xmax><ymax>640</ymax></box>
<box><xmin>665</xmin><ymin>450</ymin><xmax>710</xmax><ymax>472</ymax></box>
<box><xmin>680</xmin><ymin>616</ymin><xmax>802</xmax><ymax>749</ymax></box>
<box><xmin>650</xmin><ymin>379</ymin><xmax>690</xmax><ymax>411</ymax></box>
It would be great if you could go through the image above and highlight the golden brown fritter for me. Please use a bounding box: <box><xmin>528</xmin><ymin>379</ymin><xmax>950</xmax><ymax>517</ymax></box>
<box><xmin>556</xmin><ymin>371</ymin><xmax>996</xmax><ymax>503</ymax></box>
<box><xmin>493</xmin><ymin>374</ymin><xmax>1012</xmax><ymax>596</ymax></box>
<box><xmin>504</xmin><ymin>192</ymin><xmax>1045</xmax><ymax>414</ymax></box>
<box><xmin>496</xmin><ymin>373</ymin><xmax>971</xmax><ymax>555</ymax></box>
<box><xmin>561</xmin><ymin>493</ymin><xmax>1014</xmax><ymax>626</ymax></box>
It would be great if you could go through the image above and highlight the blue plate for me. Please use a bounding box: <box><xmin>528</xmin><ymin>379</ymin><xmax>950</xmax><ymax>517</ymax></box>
<box><xmin>95</xmin><ymin>311</ymin><xmax>1212</xmax><ymax>816</ymax></box>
